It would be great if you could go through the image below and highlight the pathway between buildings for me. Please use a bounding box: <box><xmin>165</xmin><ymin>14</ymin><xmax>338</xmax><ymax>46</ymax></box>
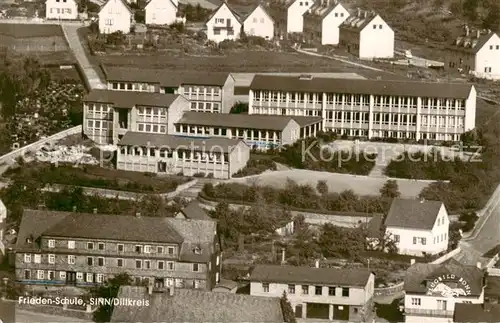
<box><xmin>62</xmin><ymin>24</ymin><xmax>107</xmax><ymax>90</ymax></box>
<box><xmin>295</xmin><ymin>48</ymin><xmax>386</xmax><ymax>72</ymax></box>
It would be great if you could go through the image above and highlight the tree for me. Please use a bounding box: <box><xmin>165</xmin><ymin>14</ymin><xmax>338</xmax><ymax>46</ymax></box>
<box><xmin>91</xmin><ymin>273</ymin><xmax>132</xmax><ymax>322</ymax></box>
<box><xmin>379</xmin><ymin>180</ymin><xmax>400</xmax><ymax>198</ymax></box>
<box><xmin>316</xmin><ymin>180</ymin><xmax>328</xmax><ymax>195</ymax></box>
<box><xmin>280</xmin><ymin>291</ymin><xmax>297</xmax><ymax>323</ymax></box>
<box><xmin>462</xmin><ymin>0</ymin><xmax>479</xmax><ymax>21</ymax></box>
<box><xmin>378</xmin><ymin>231</ymin><xmax>398</xmax><ymax>254</ymax></box>
<box><xmin>230</xmin><ymin>102</ymin><xmax>249</xmax><ymax>114</ymax></box>
<box><xmin>482</xmin><ymin>3</ymin><xmax>500</xmax><ymax>30</ymax></box>
<box><xmin>318</xmin><ymin>223</ymin><xmax>365</xmax><ymax>260</ymax></box>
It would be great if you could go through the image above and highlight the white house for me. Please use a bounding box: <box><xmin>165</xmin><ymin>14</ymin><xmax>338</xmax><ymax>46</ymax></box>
<box><xmin>287</xmin><ymin>0</ymin><xmax>314</xmax><ymax>33</ymax></box>
<box><xmin>303</xmin><ymin>0</ymin><xmax>349</xmax><ymax>45</ymax></box>
<box><xmin>45</xmin><ymin>0</ymin><xmax>78</xmax><ymax>20</ymax></box>
<box><xmin>384</xmin><ymin>198</ymin><xmax>450</xmax><ymax>257</ymax></box>
<box><xmin>240</xmin><ymin>4</ymin><xmax>274</xmax><ymax>40</ymax></box>
<box><xmin>205</xmin><ymin>2</ymin><xmax>242</xmax><ymax>43</ymax></box>
<box><xmin>339</xmin><ymin>9</ymin><xmax>394</xmax><ymax>59</ymax></box>
<box><xmin>445</xmin><ymin>27</ymin><xmax>500</xmax><ymax>80</ymax></box>
<box><xmin>249</xmin><ymin>263</ymin><xmax>375</xmax><ymax>321</ymax></box>
<box><xmin>98</xmin><ymin>0</ymin><xmax>133</xmax><ymax>34</ymax></box>
<box><xmin>404</xmin><ymin>261</ymin><xmax>485</xmax><ymax>323</ymax></box>
<box><xmin>145</xmin><ymin>0</ymin><xmax>178</xmax><ymax>26</ymax></box>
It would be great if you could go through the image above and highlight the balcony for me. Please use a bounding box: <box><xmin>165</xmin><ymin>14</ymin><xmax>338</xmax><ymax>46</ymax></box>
<box><xmin>404</xmin><ymin>308</ymin><xmax>453</xmax><ymax>317</ymax></box>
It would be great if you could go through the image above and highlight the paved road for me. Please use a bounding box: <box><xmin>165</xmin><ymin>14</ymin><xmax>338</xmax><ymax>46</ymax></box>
<box><xmin>15</xmin><ymin>309</ymin><xmax>93</xmax><ymax>322</ymax></box>
<box><xmin>62</xmin><ymin>25</ymin><xmax>107</xmax><ymax>90</ymax></box>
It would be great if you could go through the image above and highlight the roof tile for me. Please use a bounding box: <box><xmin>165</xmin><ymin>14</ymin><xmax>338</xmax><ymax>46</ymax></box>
<box><xmin>384</xmin><ymin>198</ymin><xmax>444</xmax><ymax>230</ymax></box>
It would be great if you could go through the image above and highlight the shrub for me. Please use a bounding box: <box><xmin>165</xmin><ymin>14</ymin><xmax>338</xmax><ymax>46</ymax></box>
<box><xmin>206</xmin><ymin>173</ymin><xmax>214</xmax><ymax>178</ymax></box>
<box><xmin>233</xmin><ymin>159</ymin><xmax>277</xmax><ymax>178</ymax></box>
<box><xmin>193</xmin><ymin>172</ymin><xmax>206</xmax><ymax>178</ymax></box>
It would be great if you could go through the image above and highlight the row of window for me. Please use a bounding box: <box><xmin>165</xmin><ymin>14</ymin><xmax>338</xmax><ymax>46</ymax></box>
<box><xmin>137</xmin><ymin>107</ymin><xmax>167</xmax><ymax>117</ymax></box>
<box><xmin>190</xmin><ymin>101</ymin><xmax>221</xmax><ymax>113</ymax></box>
<box><xmin>176</xmin><ymin>125</ymin><xmax>283</xmax><ymax>140</ymax></box>
<box><xmin>86</xmin><ymin>104</ymin><xmax>112</xmax><ymax>114</ymax></box>
<box><xmin>183</xmin><ymin>86</ymin><xmax>221</xmax><ymax>97</ymax></box>
<box><xmin>110</xmin><ymin>82</ymin><xmax>154</xmax><ymax>92</ymax></box>
<box><xmin>46</xmin><ymin>240</ymin><xmax>177</xmax><ymax>255</ymax></box>
<box><xmin>49</xmin><ymin>8</ymin><xmax>72</xmax><ymax>14</ymax></box>
<box><xmin>213</xmin><ymin>28</ymin><xmax>234</xmax><ymax>35</ymax></box>
<box><xmin>25</xmin><ymin>270</ymin><xmax>104</xmax><ymax>283</ymax></box>
<box><xmin>120</xmin><ymin>146</ymin><xmax>226</xmax><ymax>162</ymax></box>
<box><xmin>410</xmin><ymin>298</ymin><xmax>453</xmax><ymax>311</ymax></box>
<box><xmin>137</xmin><ymin>123</ymin><xmax>167</xmax><ymax>134</ymax></box>
<box><xmin>262</xmin><ymin>283</ymin><xmax>350</xmax><ymax>297</ymax></box>
<box><xmin>87</xmin><ymin>120</ymin><xmax>111</xmax><ymax>130</ymax></box>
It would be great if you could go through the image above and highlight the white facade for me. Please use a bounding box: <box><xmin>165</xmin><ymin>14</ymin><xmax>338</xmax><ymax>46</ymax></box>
<box><xmin>0</xmin><ymin>199</ymin><xmax>6</xmax><ymax>260</ymax></box>
<box><xmin>321</xmin><ymin>3</ymin><xmax>349</xmax><ymax>45</ymax></box>
<box><xmin>206</xmin><ymin>3</ymin><xmax>242</xmax><ymax>43</ymax></box>
<box><xmin>243</xmin><ymin>5</ymin><xmax>274</xmax><ymax>40</ymax></box>
<box><xmin>45</xmin><ymin>0</ymin><xmax>78</xmax><ymax>20</ymax></box>
<box><xmin>98</xmin><ymin>0</ymin><xmax>132</xmax><ymax>34</ymax></box>
<box><xmin>145</xmin><ymin>0</ymin><xmax>178</xmax><ymax>25</ymax></box>
<box><xmin>287</xmin><ymin>0</ymin><xmax>314</xmax><ymax>33</ymax></box>
<box><xmin>359</xmin><ymin>15</ymin><xmax>394</xmax><ymax>59</ymax></box>
<box><xmin>404</xmin><ymin>290</ymin><xmax>484</xmax><ymax>323</ymax></box>
<box><xmin>473</xmin><ymin>33</ymin><xmax>500</xmax><ymax>79</ymax></box>
<box><xmin>386</xmin><ymin>205</ymin><xmax>450</xmax><ymax>256</ymax></box>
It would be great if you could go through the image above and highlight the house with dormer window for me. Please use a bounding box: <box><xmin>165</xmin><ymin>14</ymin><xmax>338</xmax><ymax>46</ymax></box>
<box><xmin>268</xmin><ymin>0</ymin><xmax>314</xmax><ymax>38</ymax></box>
<box><xmin>205</xmin><ymin>2</ymin><xmax>242</xmax><ymax>43</ymax></box>
<box><xmin>303</xmin><ymin>0</ymin><xmax>349</xmax><ymax>45</ymax></box>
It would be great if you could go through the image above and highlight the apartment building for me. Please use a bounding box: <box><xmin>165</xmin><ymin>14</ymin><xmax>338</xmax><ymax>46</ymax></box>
<box><xmin>303</xmin><ymin>0</ymin><xmax>349</xmax><ymax>45</ymax></box>
<box><xmin>339</xmin><ymin>9</ymin><xmax>394</xmax><ymax>59</ymax></box>
<box><xmin>248</xmin><ymin>74</ymin><xmax>476</xmax><ymax>142</ymax></box>
<box><xmin>102</xmin><ymin>66</ymin><xmax>235</xmax><ymax>113</ymax></box>
<box><xmin>404</xmin><ymin>262</ymin><xmax>486</xmax><ymax>323</ymax></box>
<box><xmin>249</xmin><ymin>264</ymin><xmax>374</xmax><ymax>321</ymax></box>
<box><xmin>175</xmin><ymin>111</ymin><xmax>323</xmax><ymax>149</ymax></box>
<box><xmin>15</xmin><ymin>208</ymin><xmax>221</xmax><ymax>290</ymax></box>
<box><xmin>82</xmin><ymin>90</ymin><xmax>189</xmax><ymax>145</ymax></box>
<box><xmin>445</xmin><ymin>26</ymin><xmax>500</xmax><ymax>80</ymax></box>
<box><xmin>116</xmin><ymin>132</ymin><xmax>250</xmax><ymax>178</ymax></box>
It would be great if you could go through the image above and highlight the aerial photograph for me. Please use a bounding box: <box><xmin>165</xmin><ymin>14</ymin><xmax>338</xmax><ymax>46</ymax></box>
<box><xmin>0</xmin><ymin>0</ymin><xmax>499</xmax><ymax>321</ymax></box>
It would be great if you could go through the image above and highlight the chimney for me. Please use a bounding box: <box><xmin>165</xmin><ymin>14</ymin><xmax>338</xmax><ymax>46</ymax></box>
<box><xmin>136</xmin><ymin>212</ymin><xmax>141</xmax><ymax>218</ymax></box>
<box><xmin>72</xmin><ymin>206</ymin><xmax>77</xmax><ymax>212</ymax></box>
<box><xmin>169</xmin><ymin>286</ymin><xmax>174</xmax><ymax>296</ymax></box>
<box><xmin>281</xmin><ymin>248</ymin><xmax>286</xmax><ymax>264</ymax></box>
<box><xmin>315</xmin><ymin>259</ymin><xmax>319</xmax><ymax>268</ymax></box>
<box><xmin>364</xmin><ymin>10</ymin><xmax>367</xmax><ymax>18</ymax></box>
<box><xmin>93</xmin><ymin>208</ymin><xmax>97</xmax><ymax>214</ymax></box>
<box><xmin>410</xmin><ymin>259</ymin><xmax>416</xmax><ymax>265</ymax></box>
<box><xmin>465</xmin><ymin>25</ymin><xmax>469</xmax><ymax>36</ymax></box>
<box><xmin>147</xmin><ymin>286</ymin><xmax>152</xmax><ymax>295</ymax></box>
<box><xmin>357</xmin><ymin>8</ymin><xmax>361</xmax><ymax>17</ymax></box>
<box><xmin>477</xmin><ymin>262</ymin><xmax>482</xmax><ymax>269</ymax></box>
<box><xmin>476</xmin><ymin>30</ymin><xmax>481</xmax><ymax>39</ymax></box>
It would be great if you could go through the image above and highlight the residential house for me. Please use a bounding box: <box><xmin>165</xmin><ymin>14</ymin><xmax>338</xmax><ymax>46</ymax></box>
<box><xmin>404</xmin><ymin>262</ymin><xmax>486</xmax><ymax>323</ymax></box>
<box><xmin>98</xmin><ymin>0</ymin><xmax>133</xmax><ymax>34</ymax></box>
<box><xmin>249</xmin><ymin>263</ymin><xmax>375</xmax><ymax>321</ymax></box>
<box><xmin>339</xmin><ymin>9</ymin><xmax>394</xmax><ymax>59</ymax></box>
<box><xmin>45</xmin><ymin>0</ymin><xmax>78</xmax><ymax>20</ymax></box>
<box><xmin>175</xmin><ymin>201</ymin><xmax>212</xmax><ymax>220</ymax></box>
<box><xmin>116</xmin><ymin>132</ymin><xmax>250</xmax><ymax>178</ymax></box>
<box><xmin>268</xmin><ymin>0</ymin><xmax>314</xmax><ymax>38</ymax></box>
<box><xmin>175</xmin><ymin>111</ymin><xmax>323</xmax><ymax>150</ymax></box>
<box><xmin>110</xmin><ymin>285</ymin><xmax>285</xmax><ymax>322</ymax></box>
<box><xmin>102</xmin><ymin>66</ymin><xmax>235</xmax><ymax>114</ymax></box>
<box><xmin>453</xmin><ymin>303</ymin><xmax>500</xmax><ymax>322</ymax></box>
<box><xmin>144</xmin><ymin>0</ymin><xmax>178</xmax><ymax>25</ymax></box>
<box><xmin>384</xmin><ymin>198</ymin><xmax>449</xmax><ymax>257</ymax></box>
<box><xmin>303</xmin><ymin>0</ymin><xmax>349</xmax><ymax>45</ymax></box>
<box><xmin>205</xmin><ymin>2</ymin><xmax>242</xmax><ymax>43</ymax></box>
<box><xmin>248</xmin><ymin>74</ymin><xmax>476</xmax><ymax>142</ymax></box>
<box><xmin>238</xmin><ymin>4</ymin><xmax>274</xmax><ymax>40</ymax></box>
<box><xmin>15</xmin><ymin>209</ymin><xmax>222</xmax><ymax>290</ymax></box>
<box><xmin>445</xmin><ymin>26</ymin><xmax>500</xmax><ymax>80</ymax></box>
<box><xmin>82</xmin><ymin>90</ymin><xmax>190</xmax><ymax>145</ymax></box>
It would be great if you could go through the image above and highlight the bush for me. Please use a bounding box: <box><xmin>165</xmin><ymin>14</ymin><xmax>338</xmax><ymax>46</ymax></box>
<box><xmin>193</xmin><ymin>172</ymin><xmax>206</xmax><ymax>178</ymax></box>
<box><xmin>233</xmin><ymin>159</ymin><xmax>277</xmax><ymax>178</ymax></box>
<box><xmin>459</xmin><ymin>211</ymin><xmax>479</xmax><ymax>232</ymax></box>
<box><xmin>206</xmin><ymin>173</ymin><xmax>214</xmax><ymax>178</ymax></box>
<box><xmin>169</xmin><ymin>22</ymin><xmax>185</xmax><ymax>33</ymax></box>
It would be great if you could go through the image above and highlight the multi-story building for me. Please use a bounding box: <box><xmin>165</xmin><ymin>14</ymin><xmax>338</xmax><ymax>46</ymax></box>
<box><xmin>249</xmin><ymin>263</ymin><xmax>375</xmax><ymax>321</ymax></box>
<box><xmin>404</xmin><ymin>261</ymin><xmax>486</xmax><ymax>323</ymax></box>
<box><xmin>15</xmin><ymin>208</ymin><xmax>221</xmax><ymax>290</ymax></box>
<box><xmin>82</xmin><ymin>89</ymin><xmax>190</xmax><ymax>145</ymax></box>
<box><xmin>445</xmin><ymin>26</ymin><xmax>500</xmax><ymax>80</ymax></box>
<box><xmin>339</xmin><ymin>9</ymin><xmax>394</xmax><ymax>59</ymax></box>
<box><xmin>268</xmin><ymin>0</ymin><xmax>314</xmax><ymax>38</ymax></box>
<box><xmin>384</xmin><ymin>198</ymin><xmax>450</xmax><ymax>256</ymax></box>
<box><xmin>248</xmin><ymin>74</ymin><xmax>476</xmax><ymax>142</ymax></box>
<box><xmin>303</xmin><ymin>0</ymin><xmax>349</xmax><ymax>45</ymax></box>
<box><xmin>101</xmin><ymin>66</ymin><xmax>235</xmax><ymax>113</ymax></box>
<box><xmin>116</xmin><ymin>132</ymin><xmax>250</xmax><ymax>178</ymax></box>
<box><xmin>175</xmin><ymin>111</ymin><xmax>323</xmax><ymax>149</ymax></box>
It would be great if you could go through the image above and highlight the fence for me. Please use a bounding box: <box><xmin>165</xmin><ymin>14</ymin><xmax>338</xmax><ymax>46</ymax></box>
<box><xmin>374</xmin><ymin>281</ymin><xmax>404</xmax><ymax>297</ymax></box>
<box><xmin>0</xmin><ymin>126</ymin><xmax>82</xmax><ymax>167</ymax></box>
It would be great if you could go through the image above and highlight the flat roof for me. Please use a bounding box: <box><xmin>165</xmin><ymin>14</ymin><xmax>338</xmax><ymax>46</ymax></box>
<box><xmin>177</xmin><ymin>111</ymin><xmax>322</xmax><ymax>131</ymax></box>
<box><xmin>250</xmin><ymin>75</ymin><xmax>474</xmax><ymax>99</ymax></box>
<box><xmin>83</xmin><ymin>90</ymin><xmax>180</xmax><ymax>108</ymax></box>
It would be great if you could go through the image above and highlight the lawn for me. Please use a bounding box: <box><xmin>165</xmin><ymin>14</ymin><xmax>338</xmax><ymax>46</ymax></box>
<box><xmin>5</xmin><ymin>163</ymin><xmax>189</xmax><ymax>193</ymax></box>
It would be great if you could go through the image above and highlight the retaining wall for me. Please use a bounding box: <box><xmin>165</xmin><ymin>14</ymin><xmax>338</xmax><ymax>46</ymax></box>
<box><xmin>374</xmin><ymin>281</ymin><xmax>404</xmax><ymax>297</ymax></box>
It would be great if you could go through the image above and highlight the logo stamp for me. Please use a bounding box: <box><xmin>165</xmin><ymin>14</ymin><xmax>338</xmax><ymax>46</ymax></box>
<box><xmin>427</xmin><ymin>274</ymin><xmax>472</xmax><ymax>298</ymax></box>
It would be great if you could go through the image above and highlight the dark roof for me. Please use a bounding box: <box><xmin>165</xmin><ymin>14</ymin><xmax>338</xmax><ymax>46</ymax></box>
<box><xmin>111</xmin><ymin>286</ymin><xmax>284</xmax><ymax>322</ymax></box>
<box><xmin>118</xmin><ymin>132</ymin><xmax>247</xmax><ymax>153</ymax></box>
<box><xmin>303</xmin><ymin>2</ymin><xmax>342</xmax><ymax>19</ymax></box>
<box><xmin>384</xmin><ymin>198</ymin><xmax>444</xmax><ymax>230</ymax></box>
<box><xmin>102</xmin><ymin>66</ymin><xmax>231</xmax><ymax>87</ymax></box>
<box><xmin>485</xmin><ymin>276</ymin><xmax>500</xmax><ymax>299</ymax></box>
<box><xmin>16</xmin><ymin>209</ymin><xmax>184</xmax><ymax>247</ymax></box>
<box><xmin>99</xmin><ymin>0</ymin><xmax>133</xmax><ymax>14</ymax></box>
<box><xmin>83</xmin><ymin>90</ymin><xmax>181</xmax><ymax>108</ymax></box>
<box><xmin>177</xmin><ymin>111</ymin><xmax>322</xmax><ymax>131</ymax></box>
<box><xmin>178</xmin><ymin>201</ymin><xmax>212</xmax><ymax>220</ymax></box>
<box><xmin>339</xmin><ymin>11</ymin><xmax>379</xmax><ymax>32</ymax></box>
<box><xmin>404</xmin><ymin>263</ymin><xmax>484</xmax><ymax>296</ymax></box>
<box><xmin>447</xmin><ymin>32</ymin><xmax>496</xmax><ymax>54</ymax></box>
<box><xmin>250</xmin><ymin>75</ymin><xmax>473</xmax><ymax>99</ymax></box>
<box><xmin>249</xmin><ymin>264</ymin><xmax>372</xmax><ymax>287</ymax></box>
<box><xmin>365</xmin><ymin>215</ymin><xmax>384</xmax><ymax>238</ymax></box>
<box><xmin>453</xmin><ymin>303</ymin><xmax>500</xmax><ymax>322</ymax></box>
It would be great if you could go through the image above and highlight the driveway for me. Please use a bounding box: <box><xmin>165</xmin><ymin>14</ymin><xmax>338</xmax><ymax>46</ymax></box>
<box><xmin>227</xmin><ymin>169</ymin><xmax>432</xmax><ymax>198</ymax></box>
